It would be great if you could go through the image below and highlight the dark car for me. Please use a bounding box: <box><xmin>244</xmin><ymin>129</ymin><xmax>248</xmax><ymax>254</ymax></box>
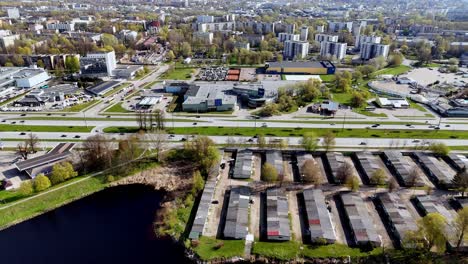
<box><xmin>19</xmin><ymin>132</ymin><xmax>26</xmax><ymax>135</ymax></box>
<box><xmin>61</xmin><ymin>134</ymin><xmax>67</xmax><ymax>137</ymax></box>
<box><xmin>371</xmin><ymin>124</ymin><xmax>378</xmax><ymax>128</ymax></box>
<box><xmin>1</xmin><ymin>120</ymin><xmax>5</xmax><ymax>122</ymax></box>
<box><xmin>180</xmin><ymin>138</ymin><xmax>186</xmax><ymax>141</ymax></box>
<box><xmin>20</xmin><ymin>114</ymin><xmax>26</xmax><ymax>116</ymax></box>
<box><xmin>74</xmin><ymin>135</ymin><xmax>81</xmax><ymax>138</ymax></box>
<box><xmin>193</xmin><ymin>122</ymin><xmax>197</xmax><ymax>125</ymax></box>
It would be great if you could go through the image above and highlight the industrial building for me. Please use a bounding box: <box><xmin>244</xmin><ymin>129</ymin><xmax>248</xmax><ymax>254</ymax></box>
<box><xmin>86</xmin><ymin>81</ymin><xmax>121</xmax><ymax>96</ymax></box>
<box><xmin>189</xmin><ymin>178</ymin><xmax>217</xmax><ymax>240</ymax></box>
<box><xmin>232</xmin><ymin>83</ymin><xmax>277</xmax><ymax>107</ymax></box>
<box><xmin>265</xmin><ymin>188</ymin><xmax>290</xmax><ymax>241</ymax></box>
<box><xmin>412</xmin><ymin>152</ymin><xmax>456</xmax><ymax>188</ymax></box>
<box><xmin>339</xmin><ymin>192</ymin><xmax>381</xmax><ymax>247</ymax></box>
<box><xmin>15</xmin><ymin>143</ymin><xmax>76</xmax><ymax>178</ymax></box>
<box><xmin>446</xmin><ymin>153</ymin><xmax>468</xmax><ymax>171</ymax></box>
<box><xmin>325</xmin><ymin>152</ymin><xmax>346</xmax><ymax>184</ymax></box>
<box><xmin>223</xmin><ymin>186</ymin><xmax>250</xmax><ymax>239</ymax></box>
<box><xmin>265</xmin><ymin>61</ymin><xmax>336</xmax><ymax>75</ymax></box>
<box><xmin>375</xmin><ymin>193</ymin><xmax>418</xmax><ymax>248</ymax></box>
<box><xmin>413</xmin><ymin>195</ymin><xmax>467</xmax><ymax>251</ymax></box>
<box><xmin>265</xmin><ymin>151</ymin><xmax>284</xmax><ymax>178</ymax></box>
<box><xmin>164</xmin><ymin>82</ymin><xmax>195</xmax><ymax>94</ymax></box>
<box><xmin>80</xmin><ymin>51</ymin><xmax>117</xmax><ymax>77</ymax></box>
<box><xmin>181</xmin><ymin>84</ymin><xmax>237</xmax><ymax>112</ymax></box>
<box><xmin>353</xmin><ymin>151</ymin><xmax>383</xmax><ymax>184</ymax></box>
<box><xmin>113</xmin><ymin>65</ymin><xmax>144</xmax><ymax>79</ymax></box>
<box><xmin>382</xmin><ymin>151</ymin><xmax>424</xmax><ymax>187</ymax></box>
<box><xmin>429</xmin><ymin>97</ymin><xmax>468</xmax><ymax>118</ymax></box>
<box><xmin>320</xmin><ymin>41</ymin><xmax>347</xmax><ymax>60</ymax></box>
<box><xmin>0</xmin><ymin>67</ymin><xmax>51</xmax><ymax>89</ymax></box>
<box><xmin>302</xmin><ymin>189</ymin><xmax>336</xmax><ymax>243</ymax></box>
<box><xmin>233</xmin><ymin>149</ymin><xmax>253</xmax><ymax>179</ymax></box>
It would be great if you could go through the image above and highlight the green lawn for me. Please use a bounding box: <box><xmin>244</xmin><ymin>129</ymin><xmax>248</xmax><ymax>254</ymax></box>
<box><xmin>103</xmin><ymin>83</ymin><xmax>130</xmax><ymax>97</ymax></box>
<box><xmin>103</xmin><ymin>126</ymin><xmax>468</xmax><ymax>139</ymax></box>
<box><xmin>0</xmin><ymin>91</ymin><xmax>29</xmax><ymax>107</ymax></box>
<box><xmin>252</xmin><ymin>241</ymin><xmax>300</xmax><ymax>260</ymax></box>
<box><xmin>354</xmin><ymin>108</ymin><xmax>388</xmax><ymax>117</ymax></box>
<box><xmin>331</xmin><ymin>93</ymin><xmax>352</xmax><ymax>105</ymax></box>
<box><xmin>193</xmin><ymin>237</ymin><xmax>245</xmax><ymax>260</ymax></box>
<box><xmin>0</xmin><ymin>177</ymin><xmax>106</xmax><ymax>229</ymax></box>
<box><xmin>59</xmin><ymin>100</ymin><xmax>101</xmax><ymax>112</ymax></box>
<box><xmin>0</xmin><ymin>124</ymin><xmax>93</xmax><ymax>132</ymax></box>
<box><xmin>372</xmin><ymin>65</ymin><xmax>411</xmax><ymax>77</ymax></box>
<box><xmin>408</xmin><ymin>100</ymin><xmax>428</xmax><ymax>112</ymax></box>
<box><xmin>320</xmin><ymin>75</ymin><xmax>335</xmax><ymax>83</ymax></box>
<box><xmin>160</xmin><ymin>68</ymin><xmax>194</xmax><ymax>80</ymax></box>
<box><xmin>104</xmin><ymin>102</ymin><xmax>132</xmax><ymax>113</ymax></box>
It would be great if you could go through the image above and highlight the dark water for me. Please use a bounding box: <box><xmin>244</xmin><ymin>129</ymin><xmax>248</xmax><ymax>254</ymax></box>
<box><xmin>0</xmin><ymin>185</ymin><xmax>193</xmax><ymax>264</ymax></box>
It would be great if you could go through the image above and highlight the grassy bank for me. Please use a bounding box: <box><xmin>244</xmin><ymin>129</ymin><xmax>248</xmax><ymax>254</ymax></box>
<box><xmin>193</xmin><ymin>237</ymin><xmax>245</xmax><ymax>261</ymax></box>
<box><xmin>104</xmin><ymin>102</ymin><xmax>132</xmax><ymax>113</ymax></box>
<box><xmin>103</xmin><ymin>126</ymin><xmax>468</xmax><ymax>139</ymax></box>
<box><xmin>59</xmin><ymin>100</ymin><xmax>101</xmax><ymax>112</ymax></box>
<box><xmin>103</xmin><ymin>83</ymin><xmax>130</xmax><ymax>97</ymax></box>
<box><xmin>160</xmin><ymin>68</ymin><xmax>194</xmax><ymax>80</ymax></box>
<box><xmin>0</xmin><ymin>124</ymin><xmax>93</xmax><ymax>132</ymax></box>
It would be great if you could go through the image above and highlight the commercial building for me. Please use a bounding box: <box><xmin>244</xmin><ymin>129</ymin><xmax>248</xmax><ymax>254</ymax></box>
<box><xmin>86</xmin><ymin>81</ymin><xmax>121</xmax><ymax>96</ymax></box>
<box><xmin>353</xmin><ymin>151</ymin><xmax>382</xmax><ymax>184</ymax></box>
<box><xmin>320</xmin><ymin>41</ymin><xmax>347</xmax><ymax>60</ymax></box>
<box><xmin>360</xmin><ymin>43</ymin><xmax>390</xmax><ymax>60</ymax></box>
<box><xmin>412</xmin><ymin>152</ymin><xmax>456</xmax><ymax>188</ymax></box>
<box><xmin>233</xmin><ymin>149</ymin><xmax>253</xmax><ymax>179</ymax></box>
<box><xmin>192</xmin><ymin>31</ymin><xmax>214</xmax><ymax>45</ymax></box>
<box><xmin>375</xmin><ymin>193</ymin><xmax>418</xmax><ymax>248</ymax></box>
<box><xmin>13</xmin><ymin>68</ymin><xmax>50</xmax><ymax>88</ymax></box>
<box><xmin>182</xmin><ymin>84</ymin><xmax>237</xmax><ymax>112</ymax></box>
<box><xmin>303</xmin><ymin>189</ymin><xmax>336</xmax><ymax>243</ymax></box>
<box><xmin>15</xmin><ymin>84</ymin><xmax>80</xmax><ymax>107</ymax></box>
<box><xmin>112</xmin><ymin>65</ymin><xmax>144</xmax><ymax>79</ymax></box>
<box><xmin>414</xmin><ymin>195</ymin><xmax>468</xmax><ymax>251</ymax></box>
<box><xmin>429</xmin><ymin>97</ymin><xmax>468</xmax><ymax>117</ymax></box>
<box><xmin>189</xmin><ymin>178</ymin><xmax>217</xmax><ymax>240</ymax></box>
<box><xmin>266</xmin><ymin>188</ymin><xmax>290</xmax><ymax>241</ymax></box>
<box><xmin>278</xmin><ymin>33</ymin><xmax>299</xmax><ymax>43</ymax></box>
<box><xmin>283</xmin><ymin>40</ymin><xmax>309</xmax><ymax>59</ymax></box>
<box><xmin>223</xmin><ymin>186</ymin><xmax>250</xmax><ymax>239</ymax></box>
<box><xmin>300</xmin><ymin>26</ymin><xmax>309</xmax><ymax>41</ymax></box>
<box><xmin>325</xmin><ymin>152</ymin><xmax>345</xmax><ymax>184</ymax></box>
<box><xmin>376</xmin><ymin>97</ymin><xmax>409</xmax><ymax>108</ymax></box>
<box><xmin>265</xmin><ymin>61</ymin><xmax>335</xmax><ymax>75</ymax></box>
<box><xmin>0</xmin><ymin>30</ymin><xmax>20</xmax><ymax>50</ymax></box>
<box><xmin>382</xmin><ymin>151</ymin><xmax>424</xmax><ymax>187</ymax></box>
<box><xmin>163</xmin><ymin>82</ymin><xmax>195</xmax><ymax>94</ymax></box>
<box><xmin>15</xmin><ymin>143</ymin><xmax>76</xmax><ymax>178</ymax></box>
<box><xmin>136</xmin><ymin>96</ymin><xmax>161</xmax><ymax>110</ymax></box>
<box><xmin>232</xmin><ymin>83</ymin><xmax>277</xmax><ymax>107</ymax></box>
<box><xmin>339</xmin><ymin>192</ymin><xmax>381</xmax><ymax>247</ymax></box>
<box><xmin>314</xmin><ymin>34</ymin><xmax>339</xmax><ymax>43</ymax></box>
<box><xmin>7</xmin><ymin>8</ymin><xmax>20</xmax><ymax>19</ymax></box>
<box><xmin>265</xmin><ymin>151</ymin><xmax>284</xmax><ymax>178</ymax></box>
<box><xmin>80</xmin><ymin>51</ymin><xmax>117</xmax><ymax>77</ymax></box>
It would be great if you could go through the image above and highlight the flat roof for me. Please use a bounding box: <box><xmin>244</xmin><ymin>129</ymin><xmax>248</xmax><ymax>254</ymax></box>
<box><xmin>233</xmin><ymin>149</ymin><xmax>253</xmax><ymax>179</ymax></box>
<box><xmin>189</xmin><ymin>179</ymin><xmax>217</xmax><ymax>239</ymax></box>
<box><xmin>303</xmin><ymin>189</ymin><xmax>336</xmax><ymax>243</ymax></box>
<box><xmin>413</xmin><ymin>152</ymin><xmax>455</xmax><ymax>187</ymax></box>
<box><xmin>15</xmin><ymin>143</ymin><xmax>75</xmax><ymax>176</ymax></box>
<box><xmin>266</xmin><ymin>188</ymin><xmax>290</xmax><ymax>240</ymax></box>
<box><xmin>382</xmin><ymin>151</ymin><xmax>424</xmax><ymax>187</ymax></box>
<box><xmin>86</xmin><ymin>81</ymin><xmax>120</xmax><ymax>95</ymax></box>
<box><xmin>355</xmin><ymin>152</ymin><xmax>381</xmax><ymax>182</ymax></box>
<box><xmin>266</xmin><ymin>150</ymin><xmax>284</xmax><ymax>176</ymax></box>
<box><xmin>325</xmin><ymin>152</ymin><xmax>345</xmax><ymax>183</ymax></box>
<box><xmin>223</xmin><ymin>186</ymin><xmax>250</xmax><ymax>239</ymax></box>
<box><xmin>266</xmin><ymin>61</ymin><xmax>326</xmax><ymax>69</ymax></box>
<box><xmin>447</xmin><ymin>153</ymin><xmax>468</xmax><ymax>171</ymax></box>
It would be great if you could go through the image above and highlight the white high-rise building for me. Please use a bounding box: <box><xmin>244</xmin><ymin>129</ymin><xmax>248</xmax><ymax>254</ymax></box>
<box><xmin>7</xmin><ymin>8</ymin><xmax>20</xmax><ymax>19</ymax></box>
<box><xmin>360</xmin><ymin>43</ymin><xmax>390</xmax><ymax>60</ymax></box>
<box><xmin>315</xmin><ymin>34</ymin><xmax>339</xmax><ymax>43</ymax></box>
<box><xmin>355</xmin><ymin>35</ymin><xmax>381</xmax><ymax>50</ymax></box>
<box><xmin>320</xmin><ymin>41</ymin><xmax>347</xmax><ymax>60</ymax></box>
<box><xmin>80</xmin><ymin>51</ymin><xmax>117</xmax><ymax>77</ymax></box>
<box><xmin>316</xmin><ymin>25</ymin><xmax>325</xmax><ymax>33</ymax></box>
<box><xmin>192</xmin><ymin>32</ymin><xmax>214</xmax><ymax>44</ymax></box>
<box><xmin>197</xmin><ymin>15</ymin><xmax>214</xmax><ymax>23</ymax></box>
<box><xmin>278</xmin><ymin>33</ymin><xmax>300</xmax><ymax>43</ymax></box>
<box><xmin>328</xmin><ymin>21</ymin><xmax>353</xmax><ymax>32</ymax></box>
<box><xmin>300</xmin><ymin>26</ymin><xmax>309</xmax><ymax>41</ymax></box>
<box><xmin>284</xmin><ymin>40</ymin><xmax>309</xmax><ymax>59</ymax></box>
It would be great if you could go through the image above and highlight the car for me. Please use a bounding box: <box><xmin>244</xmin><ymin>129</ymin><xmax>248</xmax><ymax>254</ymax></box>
<box><xmin>375</xmin><ymin>124</ymin><xmax>380</xmax><ymax>126</ymax></box>
<box><xmin>47</xmin><ymin>113</ymin><xmax>52</xmax><ymax>116</ymax></box>
<box><xmin>11</xmin><ymin>121</ymin><xmax>16</xmax><ymax>124</ymax></box>
<box><xmin>169</xmin><ymin>134</ymin><xmax>175</xmax><ymax>138</ymax></box>
<box><xmin>107</xmin><ymin>116</ymin><xmax>111</xmax><ymax>118</ymax></box>
<box><xmin>406</xmin><ymin>124</ymin><xmax>412</xmax><ymax>127</ymax></box>
<box><xmin>261</xmin><ymin>123</ymin><xmax>267</xmax><ymax>128</ymax></box>
<box><xmin>119</xmin><ymin>132</ymin><xmax>125</xmax><ymax>135</ymax></box>
<box><xmin>330</xmin><ymin>123</ymin><xmax>336</xmax><ymax>125</ymax></box>
<box><xmin>445</xmin><ymin>124</ymin><xmax>450</xmax><ymax>127</ymax></box>
<box><xmin>371</xmin><ymin>124</ymin><xmax>378</xmax><ymax>128</ymax></box>
<box><xmin>61</xmin><ymin>134</ymin><xmax>67</xmax><ymax>138</ymax></box>
<box><xmin>211</xmin><ymin>200</ymin><xmax>219</xmax><ymax>204</ymax></box>
<box><xmin>434</xmin><ymin>127</ymin><xmax>440</xmax><ymax>130</ymax></box>
<box><xmin>61</xmin><ymin>114</ymin><xmax>66</xmax><ymax>116</ymax></box>
<box><xmin>1</xmin><ymin>120</ymin><xmax>5</xmax><ymax>123</ymax></box>
<box><xmin>180</xmin><ymin>138</ymin><xmax>186</xmax><ymax>141</ymax></box>
<box><xmin>74</xmin><ymin>135</ymin><xmax>81</xmax><ymax>138</ymax></box>
<box><xmin>429</xmin><ymin>125</ymin><xmax>435</xmax><ymax>128</ymax></box>
<box><xmin>359</xmin><ymin>142</ymin><xmax>367</xmax><ymax>145</ymax></box>
<box><xmin>193</xmin><ymin>122</ymin><xmax>197</xmax><ymax>125</ymax></box>
<box><xmin>19</xmin><ymin>132</ymin><xmax>26</xmax><ymax>135</ymax></box>
<box><xmin>196</xmin><ymin>115</ymin><xmax>200</xmax><ymax>118</ymax></box>
<box><xmin>19</xmin><ymin>120</ymin><xmax>24</xmax><ymax>123</ymax></box>
<box><xmin>20</xmin><ymin>114</ymin><xmax>26</xmax><ymax>116</ymax></box>
<box><xmin>413</xmin><ymin>139</ymin><xmax>420</xmax><ymax>143</ymax></box>
<box><xmin>247</xmin><ymin>138</ymin><xmax>253</xmax><ymax>142</ymax></box>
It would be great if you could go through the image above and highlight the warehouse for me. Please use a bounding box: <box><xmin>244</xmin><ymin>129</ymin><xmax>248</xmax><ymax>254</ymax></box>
<box><xmin>412</xmin><ymin>152</ymin><xmax>455</xmax><ymax>188</ymax></box>
<box><xmin>382</xmin><ymin>151</ymin><xmax>424</xmax><ymax>187</ymax></box>
<box><xmin>189</xmin><ymin>178</ymin><xmax>217</xmax><ymax>240</ymax></box>
<box><xmin>233</xmin><ymin>149</ymin><xmax>253</xmax><ymax>179</ymax></box>
<box><xmin>223</xmin><ymin>186</ymin><xmax>250</xmax><ymax>239</ymax></box>
<box><xmin>13</xmin><ymin>68</ymin><xmax>50</xmax><ymax>88</ymax></box>
<box><xmin>182</xmin><ymin>84</ymin><xmax>237</xmax><ymax>112</ymax></box>
<box><xmin>375</xmin><ymin>97</ymin><xmax>409</xmax><ymax>109</ymax></box>
<box><xmin>113</xmin><ymin>65</ymin><xmax>144</xmax><ymax>79</ymax></box>
<box><xmin>265</xmin><ymin>188</ymin><xmax>291</xmax><ymax>241</ymax></box>
<box><xmin>413</xmin><ymin>195</ymin><xmax>467</xmax><ymax>251</ymax></box>
<box><xmin>325</xmin><ymin>152</ymin><xmax>345</xmax><ymax>184</ymax></box>
<box><xmin>302</xmin><ymin>189</ymin><xmax>336</xmax><ymax>243</ymax></box>
<box><xmin>265</xmin><ymin>150</ymin><xmax>284</xmax><ymax>178</ymax></box>
<box><xmin>353</xmin><ymin>151</ymin><xmax>382</xmax><ymax>184</ymax></box>
<box><xmin>446</xmin><ymin>153</ymin><xmax>468</xmax><ymax>171</ymax></box>
<box><xmin>339</xmin><ymin>192</ymin><xmax>382</xmax><ymax>247</ymax></box>
<box><xmin>265</xmin><ymin>61</ymin><xmax>336</xmax><ymax>75</ymax></box>
<box><xmin>375</xmin><ymin>193</ymin><xmax>418</xmax><ymax>248</ymax></box>
<box><xmin>86</xmin><ymin>81</ymin><xmax>121</xmax><ymax>96</ymax></box>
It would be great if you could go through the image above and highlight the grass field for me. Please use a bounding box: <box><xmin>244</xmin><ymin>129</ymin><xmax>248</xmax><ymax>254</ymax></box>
<box><xmin>0</xmin><ymin>124</ymin><xmax>93</xmax><ymax>132</ymax></box>
<box><xmin>193</xmin><ymin>237</ymin><xmax>245</xmax><ymax>260</ymax></box>
<box><xmin>408</xmin><ymin>100</ymin><xmax>428</xmax><ymax>112</ymax></box>
<box><xmin>320</xmin><ymin>75</ymin><xmax>335</xmax><ymax>83</ymax></box>
<box><xmin>103</xmin><ymin>83</ymin><xmax>130</xmax><ymax>97</ymax></box>
<box><xmin>104</xmin><ymin>102</ymin><xmax>132</xmax><ymax>113</ymax></box>
<box><xmin>103</xmin><ymin>126</ymin><xmax>468</xmax><ymax>139</ymax></box>
<box><xmin>353</xmin><ymin>109</ymin><xmax>388</xmax><ymax>117</ymax></box>
<box><xmin>372</xmin><ymin>65</ymin><xmax>411</xmax><ymax>77</ymax></box>
<box><xmin>59</xmin><ymin>100</ymin><xmax>101</xmax><ymax>112</ymax></box>
<box><xmin>160</xmin><ymin>68</ymin><xmax>194</xmax><ymax>80</ymax></box>
<box><xmin>0</xmin><ymin>177</ymin><xmax>106</xmax><ymax>230</ymax></box>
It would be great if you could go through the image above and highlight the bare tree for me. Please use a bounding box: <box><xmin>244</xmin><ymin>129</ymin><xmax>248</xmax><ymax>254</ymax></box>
<box><xmin>25</xmin><ymin>133</ymin><xmax>40</xmax><ymax>153</ymax></box>
<box><xmin>336</xmin><ymin>161</ymin><xmax>354</xmax><ymax>184</ymax></box>
<box><xmin>154</xmin><ymin>110</ymin><xmax>165</xmax><ymax>130</ymax></box>
<box><xmin>17</xmin><ymin>142</ymin><xmax>29</xmax><ymax>159</ymax></box>
<box><xmin>82</xmin><ymin>134</ymin><xmax>114</xmax><ymax>171</ymax></box>
<box><xmin>388</xmin><ymin>177</ymin><xmax>398</xmax><ymax>193</ymax></box>
<box><xmin>408</xmin><ymin>165</ymin><xmax>421</xmax><ymax>187</ymax></box>
<box><xmin>148</xmin><ymin>129</ymin><xmax>166</xmax><ymax>161</ymax></box>
<box><xmin>136</xmin><ymin>111</ymin><xmax>144</xmax><ymax>130</ymax></box>
<box><xmin>301</xmin><ymin>160</ymin><xmax>321</xmax><ymax>185</ymax></box>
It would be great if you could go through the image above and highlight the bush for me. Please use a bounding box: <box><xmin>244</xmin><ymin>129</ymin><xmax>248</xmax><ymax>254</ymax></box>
<box><xmin>19</xmin><ymin>180</ymin><xmax>34</xmax><ymax>196</ymax></box>
<box><xmin>106</xmin><ymin>175</ymin><xmax>115</xmax><ymax>183</ymax></box>
<box><xmin>261</xmin><ymin>163</ymin><xmax>278</xmax><ymax>182</ymax></box>
<box><xmin>34</xmin><ymin>174</ymin><xmax>52</xmax><ymax>192</ymax></box>
<box><xmin>428</xmin><ymin>142</ymin><xmax>450</xmax><ymax>156</ymax></box>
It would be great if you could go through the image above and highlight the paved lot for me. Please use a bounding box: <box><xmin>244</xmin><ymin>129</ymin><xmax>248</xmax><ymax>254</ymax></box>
<box><xmin>402</xmin><ymin>68</ymin><xmax>463</xmax><ymax>86</ymax></box>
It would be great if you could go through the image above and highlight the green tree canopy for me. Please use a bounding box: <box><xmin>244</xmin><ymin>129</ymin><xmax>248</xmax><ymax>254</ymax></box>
<box><xmin>261</xmin><ymin>163</ymin><xmax>278</xmax><ymax>182</ymax></box>
<box><xmin>34</xmin><ymin>173</ymin><xmax>52</xmax><ymax>192</ymax></box>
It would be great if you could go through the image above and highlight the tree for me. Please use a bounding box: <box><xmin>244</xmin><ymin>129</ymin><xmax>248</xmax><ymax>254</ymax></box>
<box><xmin>257</xmin><ymin>134</ymin><xmax>267</xmax><ymax>149</ymax></box>
<box><xmin>388</xmin><ymin>53</ymin><xmax>404</xmax><ymax>67</ymax></box>
<box><xmin>25</xmin><ymin>133</ymin><xmax>40</xmax><ymax>153</ymax></box>
<box><xmin>416</xmin><ymin>213</ymin><xmax>447</xmax><ymax>252</ymax></box>
<box><xmin>148</xmin><ymin>129</ymin><xmax>166</xmax><ymax>161</ymax></box>
<box><xmin>454</xmin><ymin>207</ymin><xmax>468</xmax><ymax>250</ymax></box>
<box><xmin>34</xmin><ymin>174</ymin><xmax>51</xmax><ymax>192</ymax></box>
<box><xmin>417</xmin><ymin>45</ymin><xmax>432</xmax><ymax>65</ymax></box>
<box><xmin>322</xmin><ymin>131</ymin><xmax>336</xmax><ymax>152</ymax></box>
<box><xmin>452</xmin><ymin>167</ymin><xmax>468</xmax><ymax>197</ymax></box>
<box><xmin>65</xmin><ymin>56</ymin><xmax>80</xmax><ymax>73</ymax></box>
<box><xmin>17</xmin><ymin>142</ymin><xmax>29</xmax><ymax>159</ymax></box>
<box><xmin>261</xmin><ymin>163</ymin><xmax>278</xmax><ymax>182</ymax></box>
<box><xmin>191</xmin><ymin>170</ymin><xmax>204</xmax><ymax>195</ymax></box>
<box><xmin>388</xmin><ymin>177</ymin><xmax>398</xmax><ymax>192</ymax></box>
<box><xmin>301</xmin><ymin>132</ymin><xmax>318</xmax><ymax>152</ymax></box>
<box><xmin>184</xmin><ymin>136</ymin><xmax>220</xmax><ymax>174</ymax></box>
<box><xmin>408</xmin><ymin>165</ymin><xmax>421</xmax><ymax>187</ymax></box>
<box><xmin>301</xmin><ymin>160</ymin><xmax>321</xmax><ymax>185</ymax></box>
<box><xmin>346</xmin><ymin>175</ymin><xmax>360</xmax><ymax>192</ymax></box>
<box><xmin>336</xmin><ymin>161</ymin><xmax>354</xmax><ymax>184</ymax></box>
<box><xmin>448</xmin><ymin>58</ymin><xmax>459</xmax><ymax>65</ymax></box>
<box><xmin>82</xmin><ymin>134</ymin><xmax>113</xmax><ymax>171</ymax></box>
<box><xmin>369</xmin><ymin>56</ymin><xmax>387</xmax><ymax>70</ymax></box>
<box><xmin>181</xmin><ymin>42</ymin><xmax>192</xmax><ymax>57</ymax></box>
<box><xmin>350</xmin><ymin>91</ymin><xmax>366</xmax><ymax>108</ymax></box>
<box><xmin>357</xmin><ymin>65</ymin><xmax>376</xmax><ymax>78</ymax></box>
<box><xmin>370</xmin><ymin>168</ymin><xmax>386</xmax><ymax>185</ymax></box>
<box><xmin>166</xmin><ymin>50</ymin><xmax>175</xmax><ymax>62</ymax></box>
<box><xmin>428</xmin><ymin>142</ymin><xmax>450</xmax><ymax>156</ymax></box>
<box><xmin>49</xmin><ymin>162</ymin><xmax>78</xmax><ymax>185</ymax></box>
<box><xmin>19</xmin><ymin>180</ymin><xmax>34</xmax><ymax>196</ymax></box>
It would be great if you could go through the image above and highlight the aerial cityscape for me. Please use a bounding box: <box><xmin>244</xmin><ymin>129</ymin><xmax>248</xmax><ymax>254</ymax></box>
<box><xmin>0</xmin><ymin>0</ymin><xmax>467</xmax><ymax>263</ymax></box>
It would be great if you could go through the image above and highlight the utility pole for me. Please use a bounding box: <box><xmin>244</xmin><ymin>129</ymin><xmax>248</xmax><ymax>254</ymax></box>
<box><xmin>341</xmin><ymin>111</ymin><xmax>346</xmax><ymax>132</ymax></box>
<box><xmin>83</xmin><ymin>111</ymin><xmax>88</xmax><ymax>128</ymax></box>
